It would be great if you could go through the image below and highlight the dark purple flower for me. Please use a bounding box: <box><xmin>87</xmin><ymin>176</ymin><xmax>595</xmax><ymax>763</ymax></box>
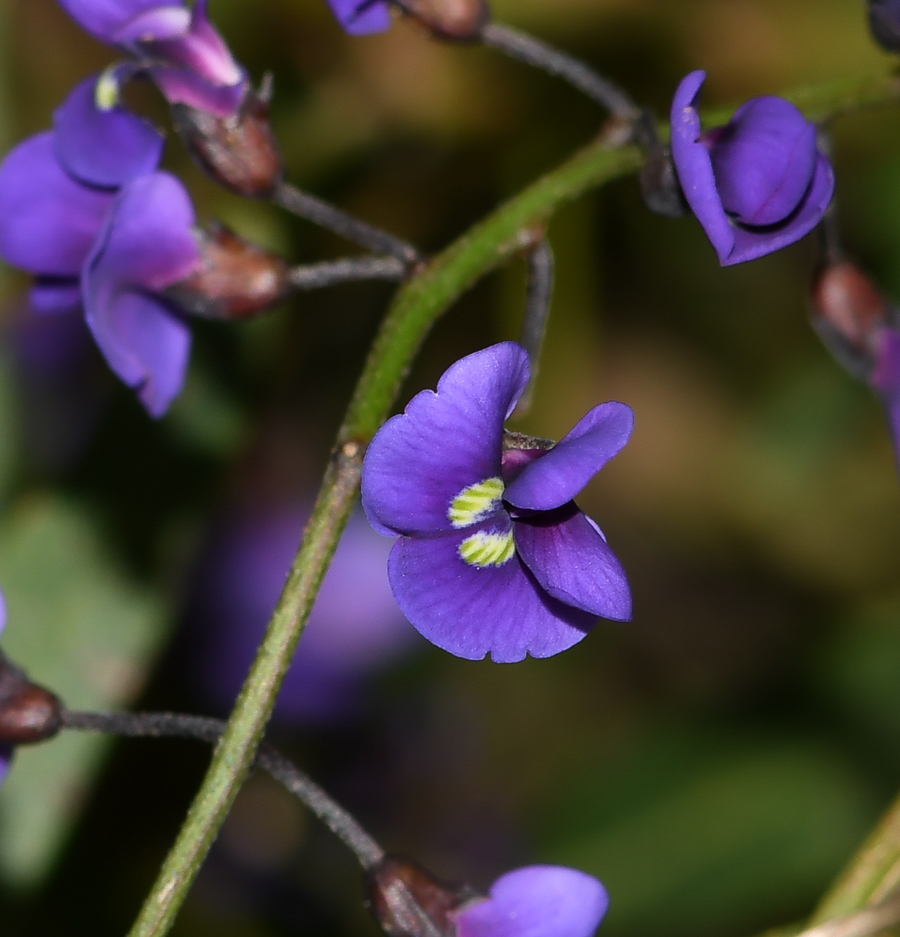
<box><xmin>326</xmin><ymin>0</ymin><xmax>392</xmax><ymax>35</ymax></box>
<box><xmin>361</xmin><ymin>342</ymin><xmax>633</xmax><ymax>663</ymax></box>
<box><xmin>57</xmin><ymin>0</ymin><xmax>246</xmax><ymax>115</ymax></box>
<box><xmin>869</xmin><ymin>0</ymin><xmax>900</xmax><ymax>51</ymax></box>
<box><xmin>193</xmin><ymin>504</ymin><xmax>420</xmax><ymax>724</ymax></box>
<box><xmin>670</xmin><ymin>70</ymin><xmax>834</xmax><ymax>266</ymax></box>
<box><xmin>454</xmin><ymin>865</ymin><xmax>609</xmax><ymax>937</ymax></box>
<box><xmin>0</xmin><ymin>118</ymin><xmax>201</xmax><ymax>416</ymax></box>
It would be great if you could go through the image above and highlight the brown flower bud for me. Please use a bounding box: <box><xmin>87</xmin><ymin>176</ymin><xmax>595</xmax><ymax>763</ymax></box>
<box><xmin>395</xmin><ymin>0</ymin><xmax>490</xmax><ymax>41</ymax></box>
<box><xmin>366</xmin><ymin>855</ymin><xmax>478</xmax><ymax>937</ymax></box>
<box><xmin>172</xmin><ymin>83</ymin><xmax>284</xmax><ymax>199</ymax></box>
<box><xmin>0</xmin><ymin>653</ymin><xmax>63</xmax><ymax>744</ymax></box>
<box><xmin>812</xmin><ymin>260</ymin><xmax>891</xmax><ymax>351</ymax></box>
<box><xmin>168</xmin><ymin>224</ymin><xmax>292</xmax><ymax>321</ymax></box>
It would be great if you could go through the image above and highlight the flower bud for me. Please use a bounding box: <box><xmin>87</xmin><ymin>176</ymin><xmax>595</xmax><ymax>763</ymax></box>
<box><xmin>394</xmin><ymin>0</ymin><xmax>490</xmax><ymax>41</ymax></box>
<box><xmin>0</xmin><ymin>653</ymin><xmax>63</xmax><ymax>744</ymax></box>
<box><xmin>366</xmin><ymin>855</ymin><xmax>477</xmax><ymax>937</ymax></box>
<box><xmin>172</xmin><ymin>83</ymin><xmax>283</xmax><ymax>199</ymax></box>
<box><xmin>869</xmin><ymin>1</ymin><xmax>900</xmax><ymax>52</ymax></box>
<box><xmin>168</xmin><ymin>224</ymin><xmax>292</xmax><ymax>321</ymax></box>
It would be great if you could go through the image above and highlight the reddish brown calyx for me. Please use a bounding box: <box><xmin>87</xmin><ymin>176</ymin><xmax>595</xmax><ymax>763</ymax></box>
<box><xmin>366</xmin><ymin>854</ymin><xmax>479</xmax><ymax>937</ymax></box>
<box><xmin>812</xmin><ymin>260</ymin><xmax>891</xmax><ymax>353</ymax></box>
<box><xmin>169</xmin><ymin>224</ymin><xmax>292</xmax><ymax>321</ymax></box>
<box><xmin>172</xmin><ymin>85</ymin><xmax>284</xmax><ymax>199</ymax></box>
<box><xmin>0</xmin><ymin>652</ymin><xmax>63</xmax><ymax>745</ymax></box>
<box><xmin>393</xmin><ymin>0</ymin><xmax>490</xmax><ymax>42</ymax></box>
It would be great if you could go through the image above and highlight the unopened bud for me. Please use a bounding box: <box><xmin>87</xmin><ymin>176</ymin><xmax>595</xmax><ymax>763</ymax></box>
<box><xmin>394</xmin><ymin>0</ymin><xmax>490</xmax><ymax>41</ymax></box>
<box><xmin>811</xmin><ymin>259</ymin><xmax>896</xmax><ymax>381</ymax></box>
<box><xmin>869</xmin><ymin>0</ymin><xmax>900</xmax><ymax>52</ymax></box>
<box><xmin>0</xmin><ymin>653</ymin><xmax>63</xmax><ymax>744</ymax></box>
<box><xmin>168</xmin><ymin>224</ymin><xmax>292</xmax><ymax>320</ymax></box>
<box><xmin>367</xmin><ymin>855</ymin><xmax>478</xmax><ymax>937</ymax></box>
<box><xmin>172</xmin><ymin>82</ymin><xmax>283</xmax><ymax>199</ymax></box>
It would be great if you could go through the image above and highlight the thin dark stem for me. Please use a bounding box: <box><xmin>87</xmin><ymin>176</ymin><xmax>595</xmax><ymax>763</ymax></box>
<box><xmin>274</xmin><ymin>182</ymin><xmax>420</xmax><ymax>266</ymax></box>
<box><xmin>816</xmin><ymin>128</ymin><xmax>843</xmax><ymax>264</ymax></box>
<box><xmin>61</xmin><ymin>710</ymin><xmax>384</xmax><ymax>870</ymax></box>
<box><xmin>289</xmin><ymin>256</ymin><xmax>407</xmax><ymax>290</ymax></box>
<box><xmin>515</xmin><ymin>238</ymin><xmax>554</xmax><ymax>417</ymax></box>
<box><xmin>480</xmin><ymin>23</ymin><xmax>639</xmax><ymax>120</ymax></box>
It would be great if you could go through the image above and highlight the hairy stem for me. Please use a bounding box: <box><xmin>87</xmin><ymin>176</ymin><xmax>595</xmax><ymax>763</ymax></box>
<box><xmin>289</xmin><ymin>256</ymin><xmax>407</xmax><ymax>289</ymax></box>
<box><xmin>128</xmin><ymin>68</ymin><xmax>900</xmax><ymax>937</ymax></box>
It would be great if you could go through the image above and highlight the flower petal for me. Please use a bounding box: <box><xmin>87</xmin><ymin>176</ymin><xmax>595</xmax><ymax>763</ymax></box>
<box><xmin>112</xmin><ymin>5</ymin><xmax>191</xmax><ymax>43</ymax></box>
<box><xmin>0</xmin><ymin>133</ymin><xmax>114</xmax><ymax>276</ymax></box>
<box><xmin>455</xmin><ymin>866</ymin><xmax>609</xmax><ymax>937</ymax></box>
<box><xmin>148</xmin><ymin>65</ymin><xmax>247</xmax><ymax>116</ymax></box>
<box><xmin>86</xmin><ymin>289</ymin><xmax>191</xmax><ymax>416</ymax></box>
<box><xmin>670</xmin><ymin>70</ymin><xmax>735</xmax><ymax>264</ymax></box>
<box><xmin>362</xmin><ymin>342</ymin><xmax>530</xmax><ymax>536</ymax></box>
<box><xmin>56</xmin><ymin>0</ymin><xmax>187</xmax><ymax>43</ymax></box>
<box><xmin>0</xmin><ymin>587</ymin><xmax>6</xmax><ymax>634</ymax></box>
<box><xmin>505</xmin><ymin>402</ymin><xmax>633</xmax><ymax>511</ymax></box>
<box><xmin>725</xmin><ymin>153</ymin><xmax>834</xmax><ymax>266</ymax></box>
<box><xmin>710</xmin><ymin>96</ymin><xmax>817</xmax><ymax>227</ymax></box>
<box><xmin>326</xmin><ymin>0</ymin><xmax>393</xmax><ymax>35</ymax></box>
<box><xmin>514</xmin><ymin>507</ymin><xmax>631</xmax><ymax>621</ymax></box>
<box><xmin>388</xmin><ymin>528</ymin><xmax>596</xmax><ymax>661</ymax></box>
<box><xmin>30</xmin><ymin>278</ymin><xmax>83</xmax><ymax>315</ymax></box>
<box><xmin>54</xmin><ymin>72</ymin><xmax>164</xmax><ymax>188</ymax></box>
<box><xmin>0</xmin><ymin>747</ymin><xmax>11</xmax><ymax>786</ymax></box>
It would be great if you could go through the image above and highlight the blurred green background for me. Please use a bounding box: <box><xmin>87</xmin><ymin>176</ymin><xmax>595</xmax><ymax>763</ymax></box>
<box><xmin>2</xmin><ymin>0</ymin><xmax>900</xmax><ymax>934</ymax></box>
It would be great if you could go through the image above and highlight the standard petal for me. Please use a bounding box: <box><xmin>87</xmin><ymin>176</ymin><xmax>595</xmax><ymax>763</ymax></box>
<box><xmin>514</xmin><ymin>507</ymin><xmax>631</xmax><ymax>621</ymax></box>
<box><xmin>0</xmin><ymin>133</ymin><xmax>114</xmax><ymax>276</ymax></box>
<box><xmin>30</xmin><ymin>278</ymin><xmax>83</xmax><ymax>315</ymax></box>
<box><xmin>726</xmin><ymin>153</ymin><xmax>834</xmax><ymax>266</ymax></box>
<box><xmin>505</xmin><ymin>402</ymin><xmax>634</xmax><ymax>511</ymax></box>
<box><xmin>670</xmin><ymin>71</ymin><xmax>735</xmax><ymax>264</ymax></box>
<box><xmin>86</xmin><ymin>289</ymin><xmax>191</xmax><ymax>416</ymax></box>
<box><xmin>388</xmin><ymin>529</ymin><xmax>596</xmax><ymax>661</ymax></box>
<box><xmin>56</xmin><ymin>0</ymin><xmax>187</xmax><ymax>43</ymax></box>
<box><xmin>326</xmin><ymin>0</ymin><xmax>393</xmax><ymax>35</ymax></box>
<box><xmin>54</xmin><ymin>72</ymin><xmax>164</xmax><ymax>188</ymax></box>
<box><xmin>455</xmin><ymin>866</ymin><xmax>609</xmax><ymax>937</ymax></box>
<box><xmin>362</xmin><ymin>342</ymin><xmax>530</xmax><ymax>536</ymax></box>
<box><xmin>710</xmin><ymin>96</ymin><xmax>817</xmax><ymax>227</ymax></box>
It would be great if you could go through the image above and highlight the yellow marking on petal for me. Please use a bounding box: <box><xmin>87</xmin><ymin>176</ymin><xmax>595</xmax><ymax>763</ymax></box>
<box><xmin>95</xmin><ymin>66</ymin><xmax>121</xmax><ymax>111</ymax></box>
<box><xmin>448</xmin><ymin>477</ymin><xmax>504</xmax><ymax>529</ymax></box>
<box><xmin>458</xmin><ymin>529</ymin><xmax>515</xmax><ymax>568</ymax></box>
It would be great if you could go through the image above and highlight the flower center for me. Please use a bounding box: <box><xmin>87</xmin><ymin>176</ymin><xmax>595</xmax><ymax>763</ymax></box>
<box><xmin>458</xmin><ymin>529</ymin><xmax>515</xmax><ymax>568</ymax></box>
<box><xmin>448</xmin><ymin>477</ymin><xmax>504</xmax><ymax>529</ymax></box>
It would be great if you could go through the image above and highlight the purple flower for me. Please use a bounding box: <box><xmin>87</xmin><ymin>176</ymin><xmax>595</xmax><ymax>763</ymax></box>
<box><xmin>193</xmin><ymin>504</ymin><xmax>420</xmax><ymax>724</ymax></box>
<box><xmin>0</xmin><ymin>114</ymin><xmax>201</xmax><ymax>416</ymax></box>
<box><xmin>361</xmin><ymin>342</ymin><xmax>633</xmax><ymax>663</ymax></box>
<box><xmin>454</xmin><ymin>866</ymin><xmax>609</xmax><ymax>937</ymax></box>
<box><xmin>670</xmin><ymin>70</ymin><xmax>834</xmax><ymax>266</ymax></box>
<box><xmin>869</xmin><ymin>0</ymin><xmax>900</xmax><ymax>51</ymax></box>
<box><xmin>325</xmin><ymin>0</ymin><xmax>392</xmax><ymax>35</ymax></box>
<box><xmin>56</xmin><ymin>0</ymin><xmax>246</xmax><ymax>115</ymax></box>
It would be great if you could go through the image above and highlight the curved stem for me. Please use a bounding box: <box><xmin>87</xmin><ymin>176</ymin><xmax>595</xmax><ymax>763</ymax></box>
<box><xmin>127</xmin><ymin>69</ymin><xmax>900</xmax><ymax>937</ymax></box>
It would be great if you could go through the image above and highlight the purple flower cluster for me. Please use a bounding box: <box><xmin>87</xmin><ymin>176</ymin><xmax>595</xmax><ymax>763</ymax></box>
<box><xmin>670</xmin><ymin>70</ymin><xmax>834</xmax><ymax>265</ymax></box>
<box><xmin>362</xmin><ymin>342</ymin><xmax>632</xmax><ymax>662</ymax></box>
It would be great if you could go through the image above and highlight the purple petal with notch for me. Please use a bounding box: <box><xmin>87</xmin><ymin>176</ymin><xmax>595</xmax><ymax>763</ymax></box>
<box><xmin>670</xmin><ymin>70</ymin><xmax>735</xmax><ymax>264</ymax></box>
<box><xmin>455</xmin><ymin>866</ymin><xmax>610</xmax><ymax>937</ymax></box>
<box><xmin>326</xmin><ymin>0</ymin><xmax>392</xmax><ymax>35</ymax></box>
<box><xmin>710</xmin><ymin>96</ymin><xmax>817</xmax><ymax>227</ymax></box>
<box><xmin>387</xmin><ymin>527</ymin><xmax>595</xmax><ymax>661</ymax></box>
<box><xmin>138</xmin><ymin>0</ymin><xmax>243</xmax><ymax>88</ymax></box>
<box><xmin>56</xmin><ymin>0</ymin><xmax>187</xmax><ymax>43</ymax></box>
<box><xmin>726</xmin><ymin>153</ymin><xmax>834</xmax><ymax>266</ymax></box>
<box><xmin>30</xmin><ymin>279</ymin><xmax>83</xmax><ymax>315</ymax></box>
<box><xmin>505</xmin><ymin>401</ymin><xmax>633</xmax><ymax>511</ymax></box>
<box><xmin>54</xmin><ymin>73</ymin><xmax>164</xmax><ymax>189</ymax></box>
<box><xmin>362</xmin><ymin>342</ymin><xmax>530</xmax><ymax>537</ymax></box>
<box><xmin>0</xmin><ymin>133</ymin><xmax>115</xmax><ymax>276</ymax></box>
<box><xmin>514</xmin><ymin>507</ymin><xmax>631</xmax><ymax>621</ymax></box>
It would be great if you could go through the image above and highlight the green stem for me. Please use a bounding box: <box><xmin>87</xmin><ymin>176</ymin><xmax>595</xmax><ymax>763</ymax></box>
<box><xmin>128</xmin><ymin>69</ymin><xmax>900</xmax><ymax>937</ymax></box>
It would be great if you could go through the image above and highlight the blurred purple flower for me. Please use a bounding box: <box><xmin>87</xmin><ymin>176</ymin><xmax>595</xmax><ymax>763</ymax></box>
<box><xmin>454</xmin><ymin>865</ymin><xmax>609</xmax><ymax>937</ymax></box>
<box><xmin>361</xmin><ymin>342</ymin><xmax>633</xmax><ymax>663</ymax></box>
<box><xmin>870</xmin><ymin>0</ymin><xmax>900</xmax><ymax>51</ymax></box>
<box><xmin>0</xmin><ymin>119</ymin><xmax>200</xmax><ymax>416</ymax></box>
<box><xmin>56</xmin><ymin>0</ymin><xmax>246</xmax><ymax>115</ymax></box>
<box><xmin>325</xmin><ymin>0</ymin><xmax>392</xmax><ymax>35</ymax></box>
<box><xmin>670</xmin><ymin>70</ymin><xmax>834</xmax><ymax>266</ymax></box>
<box><xmin>194</xmin><ymin>504</ymin><xmax>420</xmax><ymax>724</ymax></box>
